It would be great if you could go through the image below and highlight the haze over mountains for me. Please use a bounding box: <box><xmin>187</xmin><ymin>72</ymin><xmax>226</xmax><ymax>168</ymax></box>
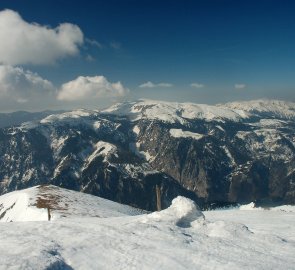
<box><xmin>0</xmin><ymin>99</ymin><xmax>294</xmax><ymax>210</ymax></box>
<box><xmin>0</xmin><ymin>110</ymin><xmax>65</xmax><ymax>128</ymax></box>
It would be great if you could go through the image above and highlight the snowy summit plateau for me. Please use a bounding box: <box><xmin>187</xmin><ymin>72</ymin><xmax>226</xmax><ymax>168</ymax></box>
<box><xmin>0</xmin><ymin>185</ymin><xmax>294</xmax><ymax>269</ymax></box>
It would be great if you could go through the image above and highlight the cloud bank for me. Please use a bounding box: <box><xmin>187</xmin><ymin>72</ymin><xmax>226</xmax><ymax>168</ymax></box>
<box><xmin>0</xmin><ymin>64</ymin><xmax>128</xmax><ymax>111</ymax></box>
<box><xmin>57</xmin><ymin>75</ymin><xmax>128</xmax><ymax>101</ymax></box>
<box><xmin>0</xmin><ymin>65</ymin><xmax>55</xmax><ymax>104</ymax></box>
<box><xmin>139</xmin><ymin>81</ymin><xmax>173</xmax><ymax>88</ymax></box>
<box><xmin>0</xmin><ymin>10</ymin><xmax>129</xmax><ymax>111</ymax></box>
<box><xmin>0</xmin><ymin>9</ymin><xmax>84</xmax><ymax>65</ymax></box>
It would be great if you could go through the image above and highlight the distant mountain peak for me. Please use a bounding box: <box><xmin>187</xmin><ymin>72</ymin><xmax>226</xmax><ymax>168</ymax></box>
<box><xmin>221</xmin><ymin>99</ymin><xmax>295</xmax><ymax>119</ymax></box>
<box><xmin>102</xmin><ymin>99</ymin><xmax>251</xmax><ymax>123</ymax></box>
<box><xmin>102</xmin><ymin>98</ymin><xmax>295</xmax><ymax>123</ymax></box>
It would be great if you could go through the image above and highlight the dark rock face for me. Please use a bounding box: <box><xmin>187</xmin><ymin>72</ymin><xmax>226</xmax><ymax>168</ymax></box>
<box><xmin>0</xmin><ymin>100</ymin><xmax>295</xmax><ymax>209</ymax></box>
<box><xmin>134</xmin><ymin>117</ymin><xmax>295</xmax><ymax>205</ymax></box>
<box><xmin>0</xmin><ymin>112</ymin><xmax>199</xmax><ymax>211</ymax></box>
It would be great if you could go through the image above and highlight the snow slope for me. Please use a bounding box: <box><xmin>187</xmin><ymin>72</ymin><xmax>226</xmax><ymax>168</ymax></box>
<box><xmin>222</xmin><ymin>99</ymin><xmax>295</xmax><ymax>120</ymax></box>
<box><xmin>0</xmin><ymin>185</ymin><xmax>142</xmax><ymax>222</ymax></box>
<box><xmin>204</xmin><ymin>207</ymin><xmax>295</xmax><ymax>241</ymax></box>
<box><xmin>0</xmin><ymin>187</ymin><xmax>294</xmax><ymax>270</ymax></box>
<box><xmin>102</xmin><ymin>99</ymin><xmax>250</xmax><ymax>123</ymax></box>
<box><xmin>169</xmin><ymin>128</ymin><xmax>204</xmax><ymax>140</ymax></box>
<box><xmin>102</xmin><ymin>99</ymin><xmax>295</xmax><ymax>123</ymax></box>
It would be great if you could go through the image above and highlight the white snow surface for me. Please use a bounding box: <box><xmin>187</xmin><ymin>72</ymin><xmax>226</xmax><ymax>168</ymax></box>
<box><xmin>102</xmin><ymin>99</ymin><xmax>251</xmax><ymax>123</ymax></box>
<box><xmin>0</xmin><ymin>185</ymin><xmax>141</xmax><ymax>222</ymax></box>
<box><xmin>40</xmin><ymin>109</ymin><xmax>94</xmax><ymax>124</ymax></box>
<box><xmin>86</xmin><ymin>141</ymin><xmax>118</xmax><ymax>164</ymax></box>
<box><xmin>19</xmin><ymin>109</ymin><xmax>104</xmax><ymax>132</ymax></box>
<box><xmin>132</xmin><ymin>125</ymin><xmax>140</xmax><ymax>135</ymax></box>
<box><xmin>169</xmin><ymin>128</ymin><xmax>204</xmax><ymax>140</ymax></box>
<box><xmin>15</xmin><ymin>99</ymin><xmax>295</xmax><ymax>133</ymax></box>
<box><xmin>0</xmin><ymin>186</ymin><xmax>294</xmax><ymax>270</ymax></box>
<box><xmin>0</xmin><ymin>188</ymin><xmax>47</xmax><ymax>222</ymax></box>
<box><xmin>222</xmin><ymin>99</ymin><xmax>295</xmax><ymax>119</ymax></box>
<box><xmin>102</xmin><ymin>99</ymin><xmax>295</xmax><ymax>123</ymax></box>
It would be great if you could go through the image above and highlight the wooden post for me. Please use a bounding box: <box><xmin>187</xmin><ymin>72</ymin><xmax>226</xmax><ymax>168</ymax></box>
<box><xmin>156</xmin><ymin>185</ymin><xmax>161</xmax><ymax>211</ymax></box>
<box><xmin>47</xmin><ymin>207</ymin><xmax>51</xmax><ymax>221</ymax></box>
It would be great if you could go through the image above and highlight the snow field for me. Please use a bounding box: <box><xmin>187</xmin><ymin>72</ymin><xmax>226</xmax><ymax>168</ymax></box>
<box><xmin>0</xmin><ymin>187</ymin><xmax>295</xmax><ymax>269</ymax></box>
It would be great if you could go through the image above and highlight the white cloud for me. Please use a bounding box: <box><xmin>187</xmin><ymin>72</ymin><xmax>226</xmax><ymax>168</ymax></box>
<box><xmin>139</xmin><ymin>81</ymin><xmax>173</xmax><ymax>88</ymax></box>
<box><xmin>0</xmin><ymin>65</ymin><xmax>55</xmax><ymax>102</ymax></box>
<box><xmin>57</xmin><ymin>75</ymin><xmax>128</xmax><ymax>101</ymax></box>
<box><xmin>139</xmin><ymin>81</ymin><xmax>156</xmax><ymax>88</ymax></box>
<box><xmin>0</xmin><ymin>67</ymin><xmax>129</xmax><ymax>110</ymax></box>
<box><xmin>0</xmin><ymin>9</ymin><xmax>84</xmax><ymax>65</ymax></box>
<box><xmin>190</xmin><ymin>83</ymin><xmax>204</xmax><ymax>88</ymax></box>
<box><xmin>234</xmin><ymin>84</ymin><xmax>246</xmax><ymax>89</ymax></box>
<box><xmin>0</xmin><ymin>65</ymin><xmax>56</xmax><ymax>111</ymax></box>
<box><xmin>85</xmin><ymin>38</ymin><xmax>103</xmax><ymax>49</ymax></box>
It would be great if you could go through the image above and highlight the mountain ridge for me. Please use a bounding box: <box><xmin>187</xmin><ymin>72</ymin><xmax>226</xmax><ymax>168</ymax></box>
<box><xmin>0</xmin><ymin>99</ymin><xmax>294</xmax><ymax>210</ymax></box>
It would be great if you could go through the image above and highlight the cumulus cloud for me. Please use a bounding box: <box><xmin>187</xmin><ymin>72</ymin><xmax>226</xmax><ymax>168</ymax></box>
<box><xmin>190</xmin><ymin>83</ymin><xmax>204</xmax><ymax>88</ymax></box>
<box><xmin>234</xmin><ymin>84</ymin><xmax>246</xmax><ymax>89</ymax></box>
<box><xmin>0</xmin><ymin>67</ymin><xmax>128</xmax><ymax>110</ymax></box>
<box><xmin>0</xmin><ymin>64</ymin><xmax>57</xmax><ymax>111</ymax></box>
<box><xmin>0</xmin><ymin>9</ymin><xmax>84</xmax><ymax>65</ymax></box>
<box><xmin>57</xmin><ymin>75</ymin><xmax>128</xmax><ymax>101</ymax></box>
<box><xmin>139</xmin><ymin>81</ymin><xmax>173</xmax><ymax>88</ymax></box>
<box><xmin>0</xmin><ymin>65</ymin><xmax>55</xmax><ymax>104</ymax></box>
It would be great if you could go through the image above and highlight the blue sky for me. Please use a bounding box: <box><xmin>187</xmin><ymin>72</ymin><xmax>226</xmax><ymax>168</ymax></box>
<box><xmin>0</xmin><ymin>0</ymin><xmax>294</xmax><ymax>111</ymax></box>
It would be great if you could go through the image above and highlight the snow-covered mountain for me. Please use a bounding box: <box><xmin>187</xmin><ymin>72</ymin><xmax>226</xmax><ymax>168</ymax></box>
<box><xmin>102</xmin><ymin>99</ymin><xmax>251</xmax><ymax>122</ymax></box>
<box><xmin>0</xmin><ymin>99</ymin><xmax>294</xmax><ymax>209</ymax></box>
<box><xmin>103</xmin><ymin>99</ymin><xmax>295</xmax><ymax>204</ymax></box>
<box><xmin>0</xmin><ymin>186</ymin><xmax>294</xmax><ymax>270</ymax></box>
<box><xmin>103</xmin><ymin>98</ymin><xmax>295</xmax><ymax>122</ymax></box>
<box><xmin>0</xmin><ymin>110</ymin><xmax>65</xmax><ymax>128</ymax></box>
<box><xmin>222</xmin><ymin>99</ymin><xmax>295</xmax><ymax>120</ymax></box>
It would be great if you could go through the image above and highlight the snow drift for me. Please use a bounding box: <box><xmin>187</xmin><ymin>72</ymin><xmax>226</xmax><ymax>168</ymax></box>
<box><xmin>142</xmin><ymin>196</ymin><xmax>204</xmax><ymax>227</ymax></box>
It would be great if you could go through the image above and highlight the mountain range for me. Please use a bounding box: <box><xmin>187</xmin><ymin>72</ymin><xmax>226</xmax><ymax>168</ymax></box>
<box><xmin>0</xmin><ymin>99</ymin><xmax>294</xmax><ymax>210</ymax></box>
